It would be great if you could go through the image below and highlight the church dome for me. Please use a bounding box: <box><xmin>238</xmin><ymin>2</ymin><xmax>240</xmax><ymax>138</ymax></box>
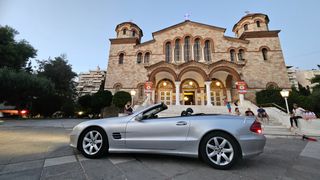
<box><xmin>233</xmin><ymin>13</ymin><xmax>270</xmax><ymax>38</ymax></box>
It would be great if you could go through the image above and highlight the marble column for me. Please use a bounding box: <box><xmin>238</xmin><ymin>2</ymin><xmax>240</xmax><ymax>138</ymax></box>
<box><xmin>175</xmin><ymin>81</ymin><xmax>181</xmax><ymax>105</ymax></box>
<box><xmin>205</xmin><ymin>81</ymin><xmax>212</xmax><ymax>106</ymax></box>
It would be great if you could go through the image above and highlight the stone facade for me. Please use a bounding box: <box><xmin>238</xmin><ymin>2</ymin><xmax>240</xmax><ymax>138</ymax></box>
<box><xmin>105</xmin><ymin>13</ymin><xmax>290</xmax><ymax>105</ymax></box>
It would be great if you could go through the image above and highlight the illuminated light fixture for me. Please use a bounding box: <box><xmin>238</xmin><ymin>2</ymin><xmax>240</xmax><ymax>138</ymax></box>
<box><xmin>20</xmin><ymin>110</ymin><xmax>28</xmax><ymax>115</ymax></box>
<box><xmin>216</xmin><ymin>81</ymin><xmax>221</xmax><ymax>86</ymax></box>
<box><xmin>189</xmin><ymin>81</ymin><xmax>193</xmax><ymax>86</ymax></box>
<box><xmin>78</xmin><ymin>111</ymin><xmax>84</xmax><ymax>115</ymax></box>
<box><xmin>184</xmin><ymin>96</ymin><xmax>189</xmax><ymax>101</ymax></box>
<box><xmin>163</xmin><ymin>82</ymin><xmax>167</xmax><ymax>86</ymax></box>
<box><xmin>130</xmin><ymin>89</ymin><xmax>136</xmax><ymax>96</ymax></box>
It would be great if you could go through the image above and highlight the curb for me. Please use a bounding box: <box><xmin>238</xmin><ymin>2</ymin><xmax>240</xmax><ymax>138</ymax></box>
<box><xmin>265</xmin><ymin>134</ymin><xmax>320</xmax><ymax>139</ymax></box>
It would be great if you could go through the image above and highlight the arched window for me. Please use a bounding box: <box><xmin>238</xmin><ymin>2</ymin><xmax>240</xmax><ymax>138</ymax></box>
<box><xmin>204</xmin><ymin>40</ymin><xmax>211</xmax><ymax>61</ymax></box>
<box><xmin>174</xmin><ymin>39</ymin><xmax>181</xmax><ymax>62</ymax></box>
<box><xmin>266</xmin><ymin>82</ymin><xmax>278</xmax><ymax>89</ymax></box>
<box><xmin>193</xmin><ymin>38</ymin><xmax>201</xmax><ymax>61</ymax></box>
<box><xmin>137</xmin><ymin>53</ymin><xmax>142</xmax><ymax>64</ymax></box>
<box><xmin>119</xmin><ymin>53</ymin><xmax>124</xmax><ymax>64</ymax></box>
<box><xmin>244</xmin><ymin>24</ymin><xmax>248</xmax><ymax>31</ymax></box>
<box><xmin>165</xmin><ymin>42</ymin><xmax>171</xmax><ymax>63</ymax></box>
<box><xmin>138</xmin><ymin>84</ymin><xmax>144</xmax><ymax>99</ymax></box>
<box><xmin>262</xmin><ymin>48</ymin><xmax>268</xmax><ymax>60</ymax></box>
<box><xmin>114</xmin><ymin>83</ymin><xmax>122</xmax><ymax>92</ymax></box>
<box><xmin>184</xmin><ymin>36</ymin><xmax>191</xmax><ymax>62</ymax></box>
<box><xmin>132</xmin><ymin>30</ymin><xmax>136</xmax><ymax>37</ymax></box>
<box><xmin>144</xmin><ymin>52</ymin><xmax>150</xmax><ymax>63</ymax></box>
<box><xmin>123</xmin><ymin>29</ymin><xmax>126</xmax><ymax>35</ymax></box>
<box><xmin>238</xmin><ymin>49</ymin><xmax>244</xmax><ymax>61</ymax></box>
<box><xmin>230</xmin><ymin>49</ymin><xmax>236</xmax><ymax>62</ymax></box>
<box><xmin>256</xmin><ymin>21</ymin><xmax>260</xmax><ymax>27</ymax></box>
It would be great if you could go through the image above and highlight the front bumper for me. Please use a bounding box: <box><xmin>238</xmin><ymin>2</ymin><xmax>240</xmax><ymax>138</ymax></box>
<box><xmin>69</xmin><ymin>132</ymin><xmax>78</xmax><ymax>148</ymax></box>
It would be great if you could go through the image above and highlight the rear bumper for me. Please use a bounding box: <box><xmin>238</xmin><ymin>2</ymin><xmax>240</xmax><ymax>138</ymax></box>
<box><xmin>239</xmin><ymin>134</ymin><xmax>266</xmax><ymax>158</ymax></box>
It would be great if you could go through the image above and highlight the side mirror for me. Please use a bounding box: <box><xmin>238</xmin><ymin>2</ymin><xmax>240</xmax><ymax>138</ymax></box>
<box><xmin>135</xmin><ymin>114</ymin><xmax>143</xmax><ymax>121</ymax></box>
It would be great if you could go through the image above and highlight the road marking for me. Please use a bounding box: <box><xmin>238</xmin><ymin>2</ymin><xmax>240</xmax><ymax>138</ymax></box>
<box><xmin>44</xmin><ymin>155</ymin><xmax>77</xmax><ymax>167</ymax></box>
<box><xmin>108</xmin><ymin>156</ymin><xmax>136</xmax><ymax>165</ymax></box>
<box><xmin>300</xmin><ymin>141</ymin><xmax>320</xmax><ymax>160</ymax></box>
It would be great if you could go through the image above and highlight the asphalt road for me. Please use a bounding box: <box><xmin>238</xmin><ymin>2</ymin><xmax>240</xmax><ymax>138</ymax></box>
<box><xmin>0</xmin><ymin>119</ymin><xmax>319</xmax><ymax>180</ymax></box>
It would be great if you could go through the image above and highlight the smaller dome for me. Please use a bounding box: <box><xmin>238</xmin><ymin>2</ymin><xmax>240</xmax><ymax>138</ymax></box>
<box><xmin>233</xmin><ymin>13</ymin><xmax>269</xmax><ymax>32</ymax></box>
<box><xmin>233</xmin><ymin>13</ymin><xmax>270</xmax><ymax>38</ymax></box>
<box><xmin>115</xmin><ymin>22</ymin><xmax>143</xmax><ymax>39</ymax></box>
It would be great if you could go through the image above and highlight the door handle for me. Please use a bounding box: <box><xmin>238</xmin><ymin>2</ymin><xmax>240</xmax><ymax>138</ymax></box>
<box><xmin>176</xmin><ymin>121</ymin><xmax>187</xmax><ymax>126</ymax></box>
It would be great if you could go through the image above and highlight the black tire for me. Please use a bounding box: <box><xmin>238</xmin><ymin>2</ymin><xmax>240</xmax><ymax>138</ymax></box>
<box><xmin>78</xmin><ymin>127</ymin><xmax>108</xmax><ymax>158</ymax></box>
<box><xmin>199</xmin><ymin>131</ymin><xmax>240</xmax><ymax>170</ymax></box>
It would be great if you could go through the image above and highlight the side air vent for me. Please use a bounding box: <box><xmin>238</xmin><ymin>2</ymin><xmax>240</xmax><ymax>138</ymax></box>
<box><xmin>112</xmin><ymin>132</ymin><xmax>122</xmax><ymax>139</ymax></box>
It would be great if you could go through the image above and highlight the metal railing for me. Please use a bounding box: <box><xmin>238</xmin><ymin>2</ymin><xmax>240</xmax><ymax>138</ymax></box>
<box><xmin>259</xmin><ymin>103</ymin><xmax>287</xmax><ymax>113</ymax></box>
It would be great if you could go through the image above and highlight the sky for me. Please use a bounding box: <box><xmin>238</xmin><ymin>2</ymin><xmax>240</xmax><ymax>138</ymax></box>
<box><xmin>1</xmin><ymin>0</ymin><xmax>320</xmax><ymax>74</ymax></box>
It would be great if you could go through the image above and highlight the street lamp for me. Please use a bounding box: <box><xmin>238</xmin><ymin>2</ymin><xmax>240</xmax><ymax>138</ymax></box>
<box><xmin>280</xmin><ymin>89</ymin><xmax>290</xmax><ymax>114</ymax></box>
<box><xmin>130</xmin><ymin>89</ymin><xmax>136</xmax><ymax>106</ymax></box>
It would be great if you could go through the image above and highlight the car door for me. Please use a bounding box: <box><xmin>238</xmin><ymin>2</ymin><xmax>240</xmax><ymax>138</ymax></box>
<box><xmin>125</xmin><ymin>116</ymin><xmax>190</xmax><ymax>150</ymax></box>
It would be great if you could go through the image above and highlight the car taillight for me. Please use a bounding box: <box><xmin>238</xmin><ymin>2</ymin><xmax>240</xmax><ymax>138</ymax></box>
<box><xmin>250</xmin><ymin>120</ymin><xmax>262</xmax><ymax>134</ymax></box>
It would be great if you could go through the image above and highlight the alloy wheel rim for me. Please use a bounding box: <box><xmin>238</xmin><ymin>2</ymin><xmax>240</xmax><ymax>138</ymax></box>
<box><xmin>206</xmin><ymin>136</ymin><xmax>234</xmax><ymax>166</ymax></box>
<box><xmin>82</xmin><ymin>130</ymin><xmax>103</xmax><ymax>155</ymax></box>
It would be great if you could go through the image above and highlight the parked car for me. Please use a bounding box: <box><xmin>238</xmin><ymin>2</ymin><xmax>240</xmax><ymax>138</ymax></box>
<box><xmin>70</xmin><ymin>103</ymin><xmax>265</xmax><ymax>169</ymax></box>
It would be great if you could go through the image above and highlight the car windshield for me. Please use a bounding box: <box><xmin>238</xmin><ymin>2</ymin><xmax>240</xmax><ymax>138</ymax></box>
<box><xmin>138</xmin><ymin>103</ymin><xmax>168</xmax><ymax>119</ymax></box>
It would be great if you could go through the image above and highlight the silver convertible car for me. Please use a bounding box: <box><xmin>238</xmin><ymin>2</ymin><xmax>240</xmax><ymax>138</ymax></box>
<box><xmin>70</xmin><ymin>103</ymin><xmax>266</xmax><ymax>169</ymax></box>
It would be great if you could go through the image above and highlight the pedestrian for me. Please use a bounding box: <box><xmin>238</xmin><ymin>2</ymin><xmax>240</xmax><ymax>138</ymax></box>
<box><xmin>124</xmin><ymin>101</ymin><xmax>133</xmax><ymax>115</ymax></box>
<box><xmin>235</xmin><ymin>107</ymin><xmax>241</xmax><ymax>116</ymax></box>
<box><xmin>226</xmin><ymin>102</ymin><xmax>232</xmax><ymax>113</ymax></box>
<box><xmin>234</xmin><ymin>99</ymin><xmax>239</xmax><ymax>107</ymax></box>
<box><xmin>223</xmin><ymin>98</ymin><xmax>228</xmax><ymax>106</ymax></box>
<box><xmin>257</xmin><ymin>106</ymin><xmax>270</xmax><ymax>123</ymax></box>
<box><xmin>290</xmin><ymin>103</ymin><xmax>305</xmax><ymax>129</ymax></box>
<box><xmin>245</xmin><ymin>108</ymin><xmax>255</xmax><ymax>116</ymax></box>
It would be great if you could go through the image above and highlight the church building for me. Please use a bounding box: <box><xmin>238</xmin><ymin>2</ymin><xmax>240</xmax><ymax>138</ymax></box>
<box><xmin>104</xmin><ymin>13</ymin><xmax>290</xmax><ymax>106</ymax></box>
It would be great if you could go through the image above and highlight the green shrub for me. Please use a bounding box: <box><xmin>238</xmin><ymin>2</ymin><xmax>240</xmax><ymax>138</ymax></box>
<box><xmin>256</xmin><ymin>88</ymin><xmax>320</xmax><ymax>116</ymax></box>
<box><xmin>112</xmin><ymin>91</ymin><xmax>131</xmax><ymax>112</ymax></box>
<box><xmin>256</xmin><ymin>88</ymin><xmax>285</xmax><ymax>108</ymax></box>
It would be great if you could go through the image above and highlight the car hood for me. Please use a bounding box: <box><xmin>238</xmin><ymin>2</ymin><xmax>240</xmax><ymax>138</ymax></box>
<box><xmin>73</xmin><ymin>115</ymin><xmax>133</xmax><ymax>131</ymax></box>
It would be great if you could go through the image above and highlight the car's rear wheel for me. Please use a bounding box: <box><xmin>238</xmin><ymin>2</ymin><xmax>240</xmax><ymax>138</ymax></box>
<box><xmin>78</xmin><ymin>127</ymin><xmax>108</xmax><ymax>158</ymax></box>
<box><xmin>200</xmin><ymin>131</ymin><xmax>240</xmax><ymax>170</ymax></box>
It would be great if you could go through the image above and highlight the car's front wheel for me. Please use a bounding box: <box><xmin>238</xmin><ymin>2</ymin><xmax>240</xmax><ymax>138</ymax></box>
<box><xmin>78</xmin><ymin>127</ymin><xmax>108</xmax><ymax>158</ymax></box>
<box><xmin>200</xmin><ymin>131</ymin><xmax>240</xmax><ymax>170</ymax></box>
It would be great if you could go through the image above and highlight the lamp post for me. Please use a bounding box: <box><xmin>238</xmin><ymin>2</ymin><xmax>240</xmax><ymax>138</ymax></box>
<box><xmin>280</xmin><ymin>90</ymin><xmax>290</xmax><ymax>114</ymax></box>
<box><xmin>130</xmin><ymin>89</ymin><xmax>136</xmax><ymax>106</ymax></box>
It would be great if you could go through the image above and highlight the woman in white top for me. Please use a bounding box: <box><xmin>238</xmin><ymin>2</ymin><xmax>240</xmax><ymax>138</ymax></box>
<box><xmin>290</xmin><ymin>103</ymin><xmax>305</xmax><ymax>128</ymax></box>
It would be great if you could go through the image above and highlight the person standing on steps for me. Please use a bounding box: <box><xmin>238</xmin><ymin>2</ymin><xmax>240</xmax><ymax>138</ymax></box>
<box><xmin>226</xmin><ymin>102</ymin><xmax>232</xmax><ymax>113</ymax></box>
<box><xmin>290</xmin><ymin>103</ymin><xmax>305</xmax><ymax>129</ymax></box>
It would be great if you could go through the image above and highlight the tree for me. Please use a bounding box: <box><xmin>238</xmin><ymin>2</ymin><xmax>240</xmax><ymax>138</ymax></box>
<box><xmin>256</xmin><ymin>88</ymin><xmax>284</xmax><ymax>108</ymax></box>
<box><xmin>37</xmin><ymin>55</ymin><xmax>77</xmax><ymax>98</ymax></box>
<box><xmin>91</xmin><ymin>90</ymin><xmax>113</xmax><ymax>114</ymax></box>
<box><xmin>0</xmin><ymin>26</ymin><xmax>37</xmax><ymax>70</ymax></box>
<box><xmin>78</xmin><ymin>90</ymin><xmax>113</xmax><ymax>116</ymax></box>
<box><xmin>311</xmin><ymin>75</ymin><xmax>320</xmax><ymax>90</ymax></box>
<box><xmin>112</xmin><ymin>91</ymin><xmax>131</xmax><ymax>112</ymax></box>
<box><xmin>298</xmin><ymin>83</ymin><xmax>311</xmax><ymax>96</ymax></box>
<box><xmin>0</xmin><ymin>67</ymin><xmax>54</xmax><ymax>109</ymax></box>
<box><xmin>78</xmin><ymin>94</ymin><xmax>93</xmax><ymax>113</ymax></box>
<box><xmin>35</xmin><ymin>55</ymin><xmax>77</xmax><ymax>116</ymax></box>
